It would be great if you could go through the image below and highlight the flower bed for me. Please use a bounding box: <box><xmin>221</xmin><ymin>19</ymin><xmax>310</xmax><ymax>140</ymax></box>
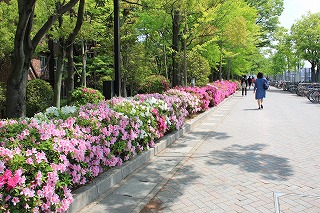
<box><xmin>0</xmin><ymin>81</ymin><xmax>237</xmax><ymax>212</ymax></box>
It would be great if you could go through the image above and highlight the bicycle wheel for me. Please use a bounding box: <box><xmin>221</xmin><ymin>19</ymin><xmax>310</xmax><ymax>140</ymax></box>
<box><xmin>313</xmin><ymin>91</ymin><xmax>320</xmax><ymax>103</ymax></box>
<box><xmin>309</xmin><ymin>91</ymin><xmax>318</xmax><ymax>103</ymax></box>
<box><xmin>307</xmin><ymin>91</ymin><xmax>313</xmax><ymax>101</ymax></box>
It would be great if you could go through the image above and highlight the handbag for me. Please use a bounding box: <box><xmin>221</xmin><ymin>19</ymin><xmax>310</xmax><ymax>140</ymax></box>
<box><xmin>263</xmin><ymin>80</ymin><xmax>269</xmax><ymax>90</ymax></box>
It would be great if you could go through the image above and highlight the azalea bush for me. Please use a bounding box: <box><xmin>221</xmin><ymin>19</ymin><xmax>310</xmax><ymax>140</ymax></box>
<box><xmin>165</xmin><ymin>89</ymin><xmax>202</xmax><ymax>115</ymax></box>
<box><xmin>0</xmin><ymin>80</ymin><xmax>237</xmax><ymax>212</ymax></box>
<box><xmin>138</xmin><ymin>74</ymin><xmax>170</xmax><ymax>94</ymax></box>
<box><xmin>206</xmin><ymin>81</ymin><xmax>238</xmax><ymax>106</ymax></box>
<box><xmin>133</xmin><ymin>92</ymin><xmax>190</xmax><ymax>132</ymax></box>
<box><xmin>107</xmin><ymin>97</ymin><xmax>159</xmax><ymax>148</ymax></box>
<box><xmin>175</xmin><ymin>86</ymin><xmax>211</xmax><ymax>111</ymax></box>
<box><xmin>71</xmin><ymin>87</ymin><xmax>104</xmax><ymax>106</ymax></box>
<box><xmin>0</xmin><ymin>119</ymin><xmax>74</xmax><ymax>212</ymax></box>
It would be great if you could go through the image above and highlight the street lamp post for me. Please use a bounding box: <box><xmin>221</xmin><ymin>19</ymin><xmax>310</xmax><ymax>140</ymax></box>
<box><xmin>114</xmin><ymin>0</ymin><xmax>121</xmax><ymax>96</ymax></box>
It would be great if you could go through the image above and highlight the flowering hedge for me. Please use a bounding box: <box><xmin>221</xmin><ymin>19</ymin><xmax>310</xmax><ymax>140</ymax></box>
<box><xmin>0</xmin><ymin>80</ymin><xmax>237</xmax><ymax>212</ymax></box>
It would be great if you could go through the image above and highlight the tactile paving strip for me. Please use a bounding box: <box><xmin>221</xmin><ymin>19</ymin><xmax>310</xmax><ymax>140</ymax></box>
<box><xmin>274</xmin><ymin>192</ymin><xmax>320</xmax><ymax>213</ymax></box>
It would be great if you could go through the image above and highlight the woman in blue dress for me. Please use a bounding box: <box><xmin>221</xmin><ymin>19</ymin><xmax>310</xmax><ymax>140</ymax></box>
<box><xmin>253</xmin><ymin>72</ymin><xmax>268</xmax><ymax>109</ymax></box>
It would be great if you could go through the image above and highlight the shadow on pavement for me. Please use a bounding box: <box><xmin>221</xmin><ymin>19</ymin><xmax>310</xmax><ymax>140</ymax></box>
<box><xmin>140</xmin><ymin>165</ymin><xmax>199</xmax><ymax>213</ymax></box>
<box><xmin>243</xmin><ymin>108</ymin><xmax>261</xmax><ymax>111</ymax></box>
<box><xmin>207</xmin><ymin>143</ymin><xmax>294</xmax><ymax>181</ymax></box>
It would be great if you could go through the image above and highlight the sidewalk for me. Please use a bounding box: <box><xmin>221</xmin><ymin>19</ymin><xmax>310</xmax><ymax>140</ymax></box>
<box><xmin>75</xmin><ymin>87</ymin><xmax>320</xmax><ymax>212</ymax></box>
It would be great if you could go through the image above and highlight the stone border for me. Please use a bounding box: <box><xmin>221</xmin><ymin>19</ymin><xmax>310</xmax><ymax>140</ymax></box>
<box><xmin>67</xmin><ymin>95</ymin><xmax>233</xmax><ymax>213</ymax></box>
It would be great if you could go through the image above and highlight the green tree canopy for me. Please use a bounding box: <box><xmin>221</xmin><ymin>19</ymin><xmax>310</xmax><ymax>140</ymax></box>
<box><xmin>291</xmin><ymin>12</ymin><xmax>320</xmax><ymax>82</ymax></box>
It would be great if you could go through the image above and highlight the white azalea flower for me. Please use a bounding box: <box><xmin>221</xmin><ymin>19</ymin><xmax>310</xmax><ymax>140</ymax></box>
<box><xmin>61</xmin><ymin>106</ymin><xmax>77</xmax><ymax>115</ymax></box>
<box><xmin>45</xmin><ymin>107</ymin><xmax>59</xmax><ymax>117</ymax></box>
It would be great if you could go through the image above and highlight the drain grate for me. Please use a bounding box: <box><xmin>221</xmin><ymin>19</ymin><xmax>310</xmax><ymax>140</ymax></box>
<box><xmin>274</xmin><ymin>192</ymin><xmax>320</xmax><ymax>213</ymax></box>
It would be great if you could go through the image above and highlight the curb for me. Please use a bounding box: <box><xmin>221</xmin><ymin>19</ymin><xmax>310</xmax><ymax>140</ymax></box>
<box><xmin>67</xmin><ymin>94</ymin><xmax>234</xmax><ymax>213</ymax></box>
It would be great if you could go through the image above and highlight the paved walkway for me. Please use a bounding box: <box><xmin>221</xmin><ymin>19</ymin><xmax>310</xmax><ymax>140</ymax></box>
<box><xmin>79</xmin><ymin>87</ymin><xmax>320</xmax><ymax>213</ymax></box>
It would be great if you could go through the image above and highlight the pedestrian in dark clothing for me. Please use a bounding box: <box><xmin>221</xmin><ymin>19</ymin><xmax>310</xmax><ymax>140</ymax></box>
<box><xmin>241</xmin><ymin>75</ymin><xmax>248</xmax><ymax>96</ymax></box>
<box><xmin>253</xmin><ymin>72</ymin><xmax>268</xmax><ymax>109</ymax></box>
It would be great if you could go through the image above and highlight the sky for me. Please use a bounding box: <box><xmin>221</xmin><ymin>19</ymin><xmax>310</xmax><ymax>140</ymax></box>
<box><xmin>279</xmin><ymin>0</ymin><xmax>320</xmax><ymax>29</ymax></box>
<box><xmin>278</xmin><ymin>0</ymin><xmax>320</xmax><ymax>68</ymax></box>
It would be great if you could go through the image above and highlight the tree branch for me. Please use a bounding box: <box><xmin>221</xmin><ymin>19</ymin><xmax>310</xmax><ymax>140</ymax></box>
<box><xmin>32</xmin><ymin>0</ymin><xmax>80</xmax><ymax>48</ymax></box>
<box><xmin>67</xmin><ymin>0</ymin><xmax>85</xmax><ymax>44</ymax></box>
<box><xmin>122</xmin><ymin>0</ymin><xmax>143</xmax><ymax>7</ymax></box>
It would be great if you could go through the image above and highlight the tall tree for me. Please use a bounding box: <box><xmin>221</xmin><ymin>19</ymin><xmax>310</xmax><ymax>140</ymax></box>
<box><xmin>291</xmin><ymin>12</ymin><xmax>320</xmax><ymax>82</ymax></box>
<box><xmin>245</xmin><ymin>0</ymin><xmax>284</xmax><ymax>47</ymax></box>
<box><xmin>273</xmin><ymin>27</ymin><xmax>298</xmax><ymax>80</ymax></box>
<box><xmin>49</xmin><ymin>0</ymin><xmax>85</xmax><ymax>107</ymax></box>
<box><xmin>6</xmin><ymin>0</ymin><xmax>79</xmax><ymax>118</ymax></box>
<box><xmin>65</xmin><ymin>0</ymin><xmax>85</xmax><ymax>104</ymax></box>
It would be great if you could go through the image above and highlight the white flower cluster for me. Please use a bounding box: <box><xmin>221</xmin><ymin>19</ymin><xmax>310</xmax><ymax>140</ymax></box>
<box><xmin>33</xmin><ymin>106</ymin><xmax>78</xmax><ymax>122</ymax></box>
<box><xmin>45</xmin><ymin>107</ymin><xmax>60</xmax><ymax>117</ymax></box>
<box><xmin>61</xmin><ymin>106</ymin><xmax>77</xmax><ymax>115</ymax></box>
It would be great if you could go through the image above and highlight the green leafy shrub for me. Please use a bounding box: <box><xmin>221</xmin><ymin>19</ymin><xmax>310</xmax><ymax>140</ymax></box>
<box><xmin>139</xmin><ymin>74</ymin><xmax>170</xmax><ymax>94</ymax></box>
<box><xmin>26</xmin><ymin>79</ymin><xmax>54</xmax><ymax>117</ymax></box>
<box><xmin>71</xmin><ymin>87</ymin><xmax>105</xmax><ymax>106</ymax></box>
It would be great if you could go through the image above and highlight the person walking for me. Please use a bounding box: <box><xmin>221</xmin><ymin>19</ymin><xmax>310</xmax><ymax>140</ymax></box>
<box><xmin>241</xmin><ymin>75</ymin><xmax>248</xmax><ymax>96</ymax></box>
<box><xmin>253</xmin><ymin>72</ymin><xmax>268</xmax><ymax>109</ymax></box>
<box><xmin>248</xmin><ymin>76</ymin><xmax>252</xmax><ymax>89</ymax></box>
<box><xmin>251</xmin><ymin>76</ymin><xmax>255</xmax><ymax>87</ymax></box>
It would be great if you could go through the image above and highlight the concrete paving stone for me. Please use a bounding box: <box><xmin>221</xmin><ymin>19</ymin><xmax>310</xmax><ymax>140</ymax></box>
<box><xmin>86</xmin><ymin>193</ymin><xmax>140</xmax><ymax>213</ymax></box>
<box><xmin>250</xmin><ymin>200</ymin><xmax>268</xmax><ymax>208</ymax></box>
<box><xmin>256</xmin><ymin>205</ymin><xmax>273</xmax><ymax>213</ymax></box>
<box><xmin>228</xmin><ymin>204</ymin><xmax>246</xmax><ymax>212</ymax></box>
<box><xmin>243</xmin><ymin>193</ymin><xmax>262</xmax><ymax>202</ymax></box>
<box><xmin>216</xmin><ymin>202</ymin><xmax>232</xmax><ymax>211</ymax></box>
<box><xmin>191</xmin><ymin>200</ymin><xmax>207</xmax><ymax>208</ymax></box>
<box><xmin>197</xmin><ymin>207</ymin><xmax>214</xmax><ymax>212</ymax></box>
<box><xmin>242</xmin><ymin>204</ymin><xmax>262</xmax><ymax>212</ymax></box>
<box><xmin>113</xmin><ymin>178</ymin><xmax>158</xmax><ymax>199</ymax></box>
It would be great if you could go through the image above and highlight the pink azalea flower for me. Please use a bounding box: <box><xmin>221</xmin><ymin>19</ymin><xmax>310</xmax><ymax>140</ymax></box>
<box><xmin>0</xmin><ymin>161</ymin><xmax>5</xmax><ymax>173</ymax></box>
<box><xmin>11</xmin><ymin>197</ymin><xmax>20</xmax><ymax>206</ymax></box>
<box><xmin>26</xmin><ymin>158</ymin><xmax>33</xmax><ymax>165</ymax></box>
<box><xmin>35</xmin><ymin>171</ymin><xmax>42</xmax><ymax>186</ymax></box>
<box><xmin>25</xmin><ymin>149</ymin><xmax>33</xmax><ymax>156</ymax></box>
<box><xmin>0</xmin><ymin>176</ymin><xmax>6</xmax><ymax>188</ymax></box>
<box><xmin>21</xmin><ymin>188</ymin><xmax>35</xmax><ymax>197</ymax></box>
<box><xmin>7</xmin><ymin>174</ymin><xmax>20</xmax><ymax>190</ymax></box>
<box><xmin>24</xmin><ymin>203</ymin><xmax>30</xmax><ymax>209</ymax></box>
<box><xmin>5</xmin><ymin>195</ymin><xmax>11</xmax><ymax>202</ymax></box>
<box><xmin>35</xmin><ymin>152</ymin><xmax>47</xmax><ymax>164</ymax></box>
<box><xmin>32</xmin><ymin>207</ymin><xmax>40</xmax><ymax>213</ymax></box>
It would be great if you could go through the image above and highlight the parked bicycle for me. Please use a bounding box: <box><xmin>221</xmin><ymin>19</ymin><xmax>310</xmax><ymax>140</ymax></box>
<box><xmin>306</xmin><ymin>87</ymin><xmax>320</xmax><ymax>103</ymax></box>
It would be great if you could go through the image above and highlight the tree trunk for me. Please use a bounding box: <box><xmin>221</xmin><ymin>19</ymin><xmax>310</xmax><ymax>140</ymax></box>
<box><xmin>6</xmin><ymin>0</ymin><xmax>36</xmax><ymax>118</ymax></box>
<box><xmin>6</xmin><ymin>0</ymin><xmax>80</xmax><ymax>118</ymax></box>
<box><xmin>6</xmin><ymin>64</ymin><xmax>29</xmax><ymax>118</ymax></box>
<box><xmin>182</xmin><ymin>8</ymin><xmax>187</xmax><ymax>86</ymax></box>
<box><xmin>219</xmin><ymin>41</ymin><xmax>223</xmax><ymax>81</ymax></box>
<box><xmin>310</xmin><ymin>61</ymin><xmax>316</xmax><ymax>82</ymax></box>
<box><xmin>54</xmin><ymin>37</ymin><xmax>65</xmax><ymax>108</ymax></box>
<box><xmin>66</xmin><ymin>44</ymin><xmax>74</xmax><ymax>104</ymax></box>
<box><xmin>227</xmin><ymin>58</ymin><xmax>231</xmax><ymax>80</ymax></box>
<box><xmin>172</xmin><ymin>9</ymin><xmax>181</xmax><ymax>87</ymax></box>
<box><xmin>163</xmin><ymin>45</ymin><xmax>168</xmax><ymax>79</ymax></box>
<box><xmin>66</xmin><ymin>0</ymin><xmax>85</xmax><ymax>104</ymax></box>
<box><xmin>81</xmin><ymin>40</ymin><xmax>87</xmax><ymax>87</ymax></box>
<box><xmin>122</xmin><ymin>77</ymin><xmax>127</xmax><ymax>97</ymax></box>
